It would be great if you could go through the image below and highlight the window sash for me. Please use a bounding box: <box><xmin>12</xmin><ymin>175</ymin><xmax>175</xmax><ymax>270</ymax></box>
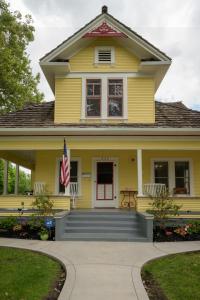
<box><xmin>86</xmin><ymin>79</ymin><xmax>101</xmax><ymax>117</ymax></box>
<box><xmin>108</xmin><ymin>79</ymin><xmax>123</xmax><ymax>117</ymax></box>
<box><xmin>154</xmin><ymin>161</ymin><xmax>169</xmax><ymax>188</ymax></box>
<box><xmin>174</xmin><ymin>161</ymin><xmax>190</xmax><ymax>194</ymax></box>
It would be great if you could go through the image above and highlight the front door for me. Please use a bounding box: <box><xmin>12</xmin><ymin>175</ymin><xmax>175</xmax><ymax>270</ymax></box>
<box><xmin>93</xmin><ymin>160</ymin><xmax>118</xmax><ymax>208</ymax></box>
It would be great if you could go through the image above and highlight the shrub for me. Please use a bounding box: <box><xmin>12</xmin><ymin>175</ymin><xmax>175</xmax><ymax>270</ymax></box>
<box><xmin>147</xmin><ymin>190</ymin><xmax>181</xmax><ymax>227</ymax></box>
<box><xmin>32</xmin><ymin>193</ymin><xmax>54</xmax><ymax>216</ymax></box>
<box><xmin>0</xmin><ymin>217</ymin><xmax>18</xmax><ymax>230</ymax></box>
<box><xmin>187</xmin><ymin>220</ymin><xmax>200</xmax><ymax>235</ymax></box>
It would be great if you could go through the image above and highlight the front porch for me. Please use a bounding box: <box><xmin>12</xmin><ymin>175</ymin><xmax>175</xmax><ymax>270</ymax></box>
<box><xmin>1</xmin><ymin>144</ymin><xmax>200</xmax><ymax>216</ymax></box>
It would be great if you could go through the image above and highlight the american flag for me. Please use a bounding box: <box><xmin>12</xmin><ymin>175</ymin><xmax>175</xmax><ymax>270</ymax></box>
<box><xmin>60</xmin><ymin>139</ymin><xmax>70</xmax><ymax>188</ymax></box>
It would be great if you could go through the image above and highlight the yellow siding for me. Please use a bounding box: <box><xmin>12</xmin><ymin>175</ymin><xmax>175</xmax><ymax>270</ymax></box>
<box><xmin>55</xmin><ymin>78</ymin><xmax>82</xmax><ymax>123</ymax></box>
<box><xmin>137</xmin><ymin>197</ymin><xmax>200</xmax><ymax>214</ymax></box>
<box><xmin>2</xmin><ymin>139</ymin><xmax>200</xmax><ymax>151</ymax></box>
<box><xmin>128</xmin><ymin>77</ymin><xmax>155</xmax><ymax>123</ymax></box>
<box><xmin>70</xmin><ymin>38</ymin><xmax>139</xmax><ymax>72</ymax></box>
<box><xmin>34</xmin><ymin>150</ymin><xmax>61</xmax><ymax>194</ymax></box>
<box><xmin>0</xmin><ymin>195</ymin><xmax>70</xmax><ymax>216</ymax></box>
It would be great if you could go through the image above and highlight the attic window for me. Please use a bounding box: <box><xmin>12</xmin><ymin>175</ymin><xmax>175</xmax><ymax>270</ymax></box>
<box><xmin>95</xmin><ymin>47</ymin><xmax>115</xmax><ymax>64</ymax></box>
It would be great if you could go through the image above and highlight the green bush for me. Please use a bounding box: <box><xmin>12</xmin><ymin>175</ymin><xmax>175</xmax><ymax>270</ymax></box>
<box><xmin>0</xmin><ymin>217</ymin><xmax>18</xmax><ymax>230</ymax></box>
<box><xmin>32</xmin><ymin>193</ymin><xmax>54</xmax><ymax>216</ymax></box>
<box><xmin>27</xmin><ymin>216</ymin><xmax>43</xmax><ymax>230</ymax></box>
<box><xmin>187</xmin><ymin>220</ymin><xmax>200</xmax><ymax>235</ymax></box>
<box><xmin>147</xmin><ymin>190</ymin><xmax>181</xmax><ymax>227</ymax></box>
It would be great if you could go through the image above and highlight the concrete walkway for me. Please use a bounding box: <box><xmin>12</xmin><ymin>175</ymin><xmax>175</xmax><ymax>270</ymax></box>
<box><xmin>0</xmin><ymin>239</ymin><xmax>200</xmax><ymax>300</ymax></box>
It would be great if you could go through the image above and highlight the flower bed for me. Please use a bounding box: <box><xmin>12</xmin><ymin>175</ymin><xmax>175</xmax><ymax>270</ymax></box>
<box><xmin>0</xmin><ymin>216</ymin><xmax>55</xmax><ymax>240</ymax></box>
<box><xmin>154</xmin><ymin>220</ymin><xmax>200</xmax><ymax>242</ymax></box>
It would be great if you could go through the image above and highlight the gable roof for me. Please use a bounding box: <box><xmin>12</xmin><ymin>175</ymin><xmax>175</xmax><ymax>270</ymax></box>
<box><xmin>40</xmin><ymin>6</ymin><xmax>171</xmax><ymax>94</ymax></box>
<box><xmin>0</xmin><ymin>101</ymin><xmax>199</xmax><ymax>129</ymax></box>
<box><xmin>40</xmin><ymin>7</ymin><xmax>171</xmax><ymax>62</ymax></box>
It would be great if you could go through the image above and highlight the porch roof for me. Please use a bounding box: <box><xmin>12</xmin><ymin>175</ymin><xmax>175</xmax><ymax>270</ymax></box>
<box><xmin>0</xmin><ymin>101</ymin><xmax>200</xmax><ymax>133</ymax></box>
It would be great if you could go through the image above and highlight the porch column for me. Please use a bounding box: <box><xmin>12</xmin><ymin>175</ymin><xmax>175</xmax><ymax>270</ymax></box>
<box><xmin>65</xmin><ymin>148</ymin><xmax>70</xmax><ymax>196</ymax></box>
<box><xmin>137</xmin><ymin>149</ymin><xmax>143</xmax><ymax>196</ymax></box>
<box><xmin>15</xmin><ymin>164</ymin><xmax>19</xmax><ymax>195</ymax></box>
<box><xmin>3</xmin><ymin>159</ymin><xmax>8</xmax><ymax>195</ymax></box>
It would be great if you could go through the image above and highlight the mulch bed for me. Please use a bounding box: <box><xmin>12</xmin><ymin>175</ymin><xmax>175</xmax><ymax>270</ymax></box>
<box><xmin>45</xmin><ymin>264</ymin><xmax>66</xmax><ymax>300</ymax></box>
<box><xmin>0</xmin><ymin>227</ymin><xmax>55</xmax><ymax>240</ymax></box>
<box><xmin>154</xmin><ymin>226</ymin><xmax>200</xmax><ymax>242</ymax></box>
<box><xmin>141</xmin><ymin>270</ymin><xmax>168</xmax><ymax>300</ymax></box>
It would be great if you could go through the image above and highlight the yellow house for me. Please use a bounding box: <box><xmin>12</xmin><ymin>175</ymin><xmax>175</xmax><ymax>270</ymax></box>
<box><xmin>0</xmin><ymin>6</ymin><xmax>200</xmax><ymax>241</ymax></box>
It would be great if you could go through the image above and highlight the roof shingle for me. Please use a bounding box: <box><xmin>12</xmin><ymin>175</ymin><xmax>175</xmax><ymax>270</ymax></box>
<box><xmin>0</xmin><ymin>101</ymin><xmax>199</xmax><ymax>129</ymax></box>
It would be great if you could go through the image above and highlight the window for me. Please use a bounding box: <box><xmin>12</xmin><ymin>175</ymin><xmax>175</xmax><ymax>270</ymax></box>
<box><xmin>59</xmin><ymin>160</ymin><xmax>79</xmax><ymax>194</ymax></box>
<box><xmin>86</xmin><ymin>79</ymin><xmax>101</xmax><ymax>117</ymax></box>
<box><xmin>153</xmin><ymin>160</ymin><xmax>191</xmax><ymax>195</ymax></box>
<box><xmin>154</xmin><ymin>161</ymin><xmax>169</xmax><ymax>188</ymax></box>
<box><xmin>82</xmin><ymin>76</ymin><xmax>127</xmax><ymax>120</ymax></box>
<box><xmin>174</xmin><ymin>161</ymin><xmax>190</xmax><ymax>194</ymax></box>
<box><xmin>108</xmin><ymin>79</ymin><xmax>123</xmax><ymax>117</ymax></box>
<box><xmin>95</xmin><ymin>47</ymin><xmax>115</xmax><ymax>64</ymax></box>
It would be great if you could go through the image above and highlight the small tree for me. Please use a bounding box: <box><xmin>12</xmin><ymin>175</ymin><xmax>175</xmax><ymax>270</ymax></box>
<box><xmin>148</xmin><ymin>190</ymin><xmax>181</xmax><ymax>227</ymax></box>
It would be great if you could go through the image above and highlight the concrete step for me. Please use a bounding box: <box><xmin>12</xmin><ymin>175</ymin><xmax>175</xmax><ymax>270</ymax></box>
<box><xmin>59</xmin><ymin>210</ymin><xmax>147</xmax><ymax>242</ymax></box>
<box><xmin>65</xmin><ymin>226</ymin><xmax>141</xmax><ymax>234</ymax></box>
<box><xmin>67</xmin><ymin>215</ymin><xmax>137</xmax><ymax>222</ymax></box>
<box><xmin>62</xmin><ymin>232</ymin><xmax>148</xmax><ymax>242</ymax></box>
<box><xmin>69</xmin><ymin>210</ymin><xmax>136</xmax><ymax>216</ymax></box>
<box><xmin>66</xmin><ymin>220</ymin><xmax>139</xmax><ymax>227</ymax></box>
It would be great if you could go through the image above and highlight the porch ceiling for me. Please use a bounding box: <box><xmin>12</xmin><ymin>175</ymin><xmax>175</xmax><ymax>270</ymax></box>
<box><xmin>0</xmin><ymin>150</ymin><xmax>35</xmax><ymax>170</ymax></box>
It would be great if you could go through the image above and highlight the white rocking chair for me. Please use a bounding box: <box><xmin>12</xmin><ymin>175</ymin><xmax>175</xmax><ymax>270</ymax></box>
<box><xmin>144</xmin><ymin>183</ymin><xmax>166</xmax><ymax>197</ymax></box>
<box><xmin>34</xmin><ymin>181</ymin><xmax>46</xmax><ymax>195</ymax></box>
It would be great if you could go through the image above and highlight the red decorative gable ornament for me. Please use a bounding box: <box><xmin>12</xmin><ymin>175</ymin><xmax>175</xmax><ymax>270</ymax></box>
<box><xmin>83</xmin><ymin>22</ymin><xmax>127</xmax><ymax>38</ymax></box>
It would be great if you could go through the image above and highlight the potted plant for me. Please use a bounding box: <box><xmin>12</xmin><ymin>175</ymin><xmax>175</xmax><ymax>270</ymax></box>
<box><xmin>39</xmin><ymin>227</ymin><xmax>49</xmax><ymax>240</ymax></box>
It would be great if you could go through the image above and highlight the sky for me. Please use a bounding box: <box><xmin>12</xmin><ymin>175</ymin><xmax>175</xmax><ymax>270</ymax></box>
<box><xmin>7</xmin><ymin>0</ymin><xmax>200</xmax><ymax>110</ymax></box>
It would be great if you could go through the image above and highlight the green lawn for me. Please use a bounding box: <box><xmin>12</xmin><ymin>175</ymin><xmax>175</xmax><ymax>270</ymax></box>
<box><xmin>0</xmin><ymin>246</ymin><xmax>63</xmax><ymax>300</ymax></box>
<box><xmin>142</xmin><ymin>251</ymin><xmax>200</xmax><ymax>300</ymax></box>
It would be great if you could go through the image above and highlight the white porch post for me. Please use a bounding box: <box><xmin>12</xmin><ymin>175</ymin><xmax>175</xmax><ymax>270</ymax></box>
<box><xmin>3</xmin><ymin>159</ymin><xmax>8</xmax><ymax>195</ymax></box>
<box><xmin>137</xmin><ymin>149</ymin><xmax>143</xmax><ymax>196</ymax></box>
<box><xmin>15</xmin><ymin>164</ymin><xmax>19</xmax><ymax>195</ymax></box>
<box><xmin>65</xmin><ymin>148</ymin><xmax>70</xmax><ymax>196</ymax></box>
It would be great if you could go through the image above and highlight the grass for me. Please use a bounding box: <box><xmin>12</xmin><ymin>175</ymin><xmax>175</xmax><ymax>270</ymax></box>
<box><xmin>142</xmin><ymin>251</ymin><xmax>200</xmax><ymax>300</ymax></box>
<box><xmin>0</xmin><ymin>246</ymin><xmax>63</xmax><ymax>300</ymax></box>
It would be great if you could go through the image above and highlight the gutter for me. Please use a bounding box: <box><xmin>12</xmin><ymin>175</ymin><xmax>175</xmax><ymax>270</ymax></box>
<box><xmin>0</xmin><ymin>127</ymin><xmax>200</xmax><ymax>136</ymax></box>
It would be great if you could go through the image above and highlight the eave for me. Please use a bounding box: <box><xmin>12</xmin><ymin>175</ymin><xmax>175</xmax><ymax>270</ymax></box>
<box><xmin>139</xmin><ymin>61</ymin><xmax>171</xmax><ymax>91</ymax></box>
<box><xmin>0</xmin><ymin>127</ymin><xmax>200</xmax><ymax>137</ymax></box>
<box><xmin>40</xmin><ymin>62</ymin><xmax>70</xmax><ymax>93</ymax></box>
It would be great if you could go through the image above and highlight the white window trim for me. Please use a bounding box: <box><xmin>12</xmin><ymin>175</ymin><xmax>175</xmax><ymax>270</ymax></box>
<box><xmin>81</xmin><ymin>74</ymin><xmax>128</xmax><ymax>120</ymax></box>
<box><xmin>55</xmin><ymin>157</ymin><xmax>82</xmax><ymax>196</ymax></box>
<box><xmin>94</xmin><ymin>46</ymin><xmax>115</xmax><ymax>64</ymax></box>
<box><xmin>151</xmin><ymin>158</ymin><xmax>194</xmax><ymax>197</ymax></box>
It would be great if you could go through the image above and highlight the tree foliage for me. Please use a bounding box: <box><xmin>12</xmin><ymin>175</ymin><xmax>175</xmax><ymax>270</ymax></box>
<box><xmin>0</xmin><ymin>0</ymin><xmax>43</xmax><ymax>114</ymax></box>
<box><xmin>0</xmin><ymin>160</ymin><xmax>31</xmax><ymax>194</ymax></box>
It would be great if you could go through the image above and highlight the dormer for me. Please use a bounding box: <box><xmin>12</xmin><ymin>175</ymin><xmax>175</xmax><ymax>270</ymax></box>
<box><xmin>40</xmin><ymin>6</ymin><xmax>171</xmax><ymax>124</ymax></box>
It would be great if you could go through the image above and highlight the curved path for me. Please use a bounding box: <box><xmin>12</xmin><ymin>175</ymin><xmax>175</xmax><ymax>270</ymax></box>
<box><xmin>0</xmin><ymin>238</ymin><xmax>199</xmax><ymax>300</ymax></box>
